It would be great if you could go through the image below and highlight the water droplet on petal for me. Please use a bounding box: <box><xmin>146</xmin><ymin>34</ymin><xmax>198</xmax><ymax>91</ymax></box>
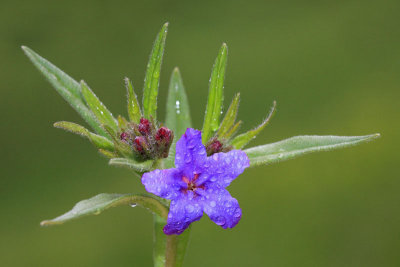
<box><xmin>185</xmin><ymin>204</ymin><xmax>194</xmax><ymax>213</ymax></box>
<box><xmin>234</xmin><ymin>208</ymin><xmax>241</xmax><ymax>218</ymax></box>
<box><xmin>215</xmin><ymin>216</ymin><xmax>226</xmax><ymax>226</ymax></box>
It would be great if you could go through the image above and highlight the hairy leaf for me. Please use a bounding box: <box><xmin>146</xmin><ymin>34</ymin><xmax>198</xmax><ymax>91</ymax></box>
<box><xmin>231</xmin><ymin>101</ymin><xmax>276</xmax><ymax>149</ymax></box>
<box><xmin>22</xmin><ymin>46</ymin><xmax>107</xmax><ymax>136</ymax></box>
<box><xmin>165</xmin><ymin>67</ymin><xmax>192</xmax><ymax>168</ymax></box>
<box><xmin>81</xmin><ymin>81</ymin><xmax>118</xmax><ymax>136</ymax></box>
<box><xmin>54</xmin><ymin>121</ymin><xmax>114</xmax><ymax>151</ymax></box>
<box><xmin>40</xmin><ymin>193</ymin><xmax>168</xmax><ymax>226</ymax></box>
<box><xmin>142</xmin><ymin>23</ymin><xmax>169</xmax><ymax>120</ymax></box>
<box><xmin>109</xmin><ymin>158</ymin><xmax>154</xmax><ymax>172</ymax></box>
<box><xmin>202</xmin><ymin>43</ymin><xmax>228</xmax><ymax>143</ymax></box>
<box><xmin>125</xmin><ymin>78</ymin><xmax>142</xmax><ymax>123</ymax></box>
<box><xmin>244</xmin><ymin>134</ymin><xmax>380</xmax><ymax>167</ymax></box>
<box><xmin>217</xmin><ymin>93</ymin><xmax>240</xmax><ymax>138</ymax></box>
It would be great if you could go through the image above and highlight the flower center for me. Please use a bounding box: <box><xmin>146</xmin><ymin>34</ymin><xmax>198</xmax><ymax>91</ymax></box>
<box><xmin>182</xmin><ymin>173</ymin><xmax>204</xmax><ymax>193</ymax></box>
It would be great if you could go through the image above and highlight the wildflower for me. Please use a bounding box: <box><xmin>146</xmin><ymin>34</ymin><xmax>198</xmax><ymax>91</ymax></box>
<box><xmin>142</xmin><ymin>128</ymin><xmax>250</xmax><ymax>235</ymax></box>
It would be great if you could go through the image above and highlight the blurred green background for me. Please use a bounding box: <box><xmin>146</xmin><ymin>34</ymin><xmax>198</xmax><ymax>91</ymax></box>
<box><xmin>1</xmin><ymin>0</ymin><xmax>399</xmax><ymax>266</ymax></box>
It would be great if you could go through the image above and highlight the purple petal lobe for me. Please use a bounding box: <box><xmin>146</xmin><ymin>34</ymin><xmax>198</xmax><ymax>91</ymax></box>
<box><xmin>163</xmin><ymin>195</ymin><xmax>203</xmax><ymax>235</ymax></box>
<box><xmin>141</xmin><ymin>168</ymin><xmax>181</xmax><ymax>199</ymax></box>
<box><xmin>205</xmin><ymin>150</ymin><xmax>250</xmax><ymax>188</ymax></box>
<box><xmin>201</xmin><ymin>189</ymin><xmax>242</xmax><ymax>229</ymax></box>
<box><xmin>175</xmin><ymin>128</ymin><xmax>207</xmax><ymax>176</ymax></box>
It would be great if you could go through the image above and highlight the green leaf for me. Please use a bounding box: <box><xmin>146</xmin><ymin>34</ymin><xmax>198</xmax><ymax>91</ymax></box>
<box><xmin>98</xmin><ymin>149</ymin><xmax>118</xmax><ymax>158</ymax></box>
<box><xmin>217</xmin><ymin>93</ymin><xmax>240</xmax><ymax>138</ymax></box>
<box><xmin>202</xmin><ymin>43</ymin><xmax>228</xmax><ymax>143</ymax></box>
<box><xmin>244</xmin><ymin>134</ymin><xmax>380</xmax><ymax>167</ymax></box>
<box><xmin>54</xmin><ymin>121</ymin><xmax>114</xmax><ymax>151</ymax></box>
<box><xmin>40</xmin><ymin>193</ymin><xmax>168</xmax><ymax>226</ymax></box>
<box><xmin>21</xmin><ymin>46</ymin><xmax>107</xmax><ymax>136</ymax></box>
<box><xmin>103</xmin><ymin>125</ymin><xmax>133</xmax><ymax>158</ymax></box>
<box><xmin>81</xmin><ymin>80</ymin><xmax>118</xmax><ymax>136</ymax></box>
<box><xmin>142</xmin><ymin>22</ymin><xmax>169</xmax><ymax>120</ymax></box>
<box><xmin>165</xmin><ymin>67</ymin><xmax>192</xmax><ymax>168</ymax></box>
<box><xmin>223</xmin><ymin>120</ymin><xmax>242</xmax><ymax>140</ymax></box>
<box><xmin>125</xmin><ymin>78</ymin><xmax>142</xmax><ymax>123</ymax></box>
<box><xmin>109</xmin><ymin>158</ymin><xmax>154</xmax><ymax>172</ymax></box>
<box><xmin>231</xmin><ymin>100</ymin><xmax>276</xmax><ymax>149</ymax></box>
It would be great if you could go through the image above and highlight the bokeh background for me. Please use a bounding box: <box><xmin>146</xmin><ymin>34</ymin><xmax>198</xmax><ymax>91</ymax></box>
<box><xmin>1</xmin><ymin>0</ymin><xmax>399</xmax><ymax>266</ymax></box>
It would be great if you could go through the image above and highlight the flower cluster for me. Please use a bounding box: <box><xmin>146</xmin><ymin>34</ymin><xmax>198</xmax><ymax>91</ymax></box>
<box><xmin>142</xmin><ymin>128</ymin><xmax>250</xmax><ymax>235</ymax></box>
<box><xmin>120</xmin><ymin>118</ymin><xmax>173</xmax><ymax>159</ymax></box>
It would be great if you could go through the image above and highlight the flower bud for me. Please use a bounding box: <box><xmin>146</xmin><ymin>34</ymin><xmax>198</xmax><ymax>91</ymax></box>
<box><xmin>120</xmin><ymin>132</ymin><xmax>129</xmax><ymax>142</ymax></box>
<box><xmin>138</xmin><ymin>118</ymin><xmax>150</xmax><ymax>135</ymax></box>
<box><xmin>206</xmin><ymin>138</ymin><xmax>223</xmax><ymax>156</ymax></box>
<box><xmin>133</xmin><ymin>136</ymin><xmax>147</xmax><ymax>154</ymax></box>
<box><xmin>155</xmin><ymin>127</ymin><xmax>173</xmax><ymax>158</ymax></box>
<box><xmin>155</xmin><ymin>127</ymin><xmax>172</xmax><ymax>144</ymax></box>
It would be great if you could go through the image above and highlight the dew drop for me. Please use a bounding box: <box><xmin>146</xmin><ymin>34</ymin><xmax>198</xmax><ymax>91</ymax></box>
<box><xmin>215</xmin><ymin>216</ymin><xmax>226</xmax><ymax>226</ymax></box>
<box><xmin>234</xmin><ymin>208</ymin><xmax>241</xmax><ymax>218</ymax></box>
<box><xmin>185</xmin><ymin>205</ymin><xmax>194</xmax><ymax>213</ymax></box>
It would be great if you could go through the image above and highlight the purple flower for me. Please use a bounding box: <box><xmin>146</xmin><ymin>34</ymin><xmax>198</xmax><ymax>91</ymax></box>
<box><xmin>142</xmin><ymin>128</ymin><xmax>250</xmax><ymax>235</ymax></box>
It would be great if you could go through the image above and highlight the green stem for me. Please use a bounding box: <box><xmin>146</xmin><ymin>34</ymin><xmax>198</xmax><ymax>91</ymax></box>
<box><xmin>153</xmin><ymin>215</ymin><xmax>192</xmax><ymax>267</ymax></box>
<box><xmin>153</xmin><ymin>214</ymin><xmax>167</xmax><ymax>267</ymax></box>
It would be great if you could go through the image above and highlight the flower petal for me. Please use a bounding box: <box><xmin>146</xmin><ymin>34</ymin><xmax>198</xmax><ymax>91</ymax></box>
<box><xmin>175</xmin><ymin>128</ymin><xmax>207</xmax><ymax>176</ymax></box>
<box><xmin>201</xmin><ymin>188</ymin><xmax>242</xmax><ymax>229</ymax></box>
<box><xmin>141</xmin><ymin>168</ymin><xmax>182</xmax><ymax>199</ymax></box>
<box><xmin>204</xmin><ymin>150</ymin><xmax>250</xmax><ymax>188</ymax></box>
<box><xmin>163</xmin><ymin>194</ymin><xmax>203</xmax><ymax>235</ymax></box>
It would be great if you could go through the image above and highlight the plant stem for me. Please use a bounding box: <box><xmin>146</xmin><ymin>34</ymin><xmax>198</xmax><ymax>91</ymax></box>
<box><xmin>153</xmin><ymin>214</ymin><xmax>191</xmax><ymax>267</ymax></box>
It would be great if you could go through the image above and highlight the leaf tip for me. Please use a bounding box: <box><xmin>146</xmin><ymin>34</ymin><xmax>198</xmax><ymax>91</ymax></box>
<box><xmin>173</xmin><ymin>66</ymin><xmax>180</xmax><ymax>73</ymax></box>
<box><xmin>40</xmin><ymin>220</ymin><xmax>51</xmax><ymax>227</ymax></box>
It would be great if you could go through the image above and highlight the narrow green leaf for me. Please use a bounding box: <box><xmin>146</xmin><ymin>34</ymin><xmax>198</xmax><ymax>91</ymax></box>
<box><xmin>142</xmin><ymin>22</ymin><xmax>169</xmax><ymax>120</ymax></box>
<box><xmin>125</xmin><ymin>78</ymin><xmax>142</xmax><ymax>123</ymax></box>
<box><xmin>217</xmin><ymin>93</ymin><xmax>240</xmax><ymax>138</ymax></box>
<box><xmin>244</xmin><ymin>134</ymin><xmax>380</xmax><ymax>167</ymax></box>
<box><xmin>165</xmin><ymin>67</ymin><xmax>192</xmax><ymax>168</ymax></box>
<box><xmin>98</xmin><ymin>149</ymin><xmax>118</xmax><ymax>158</ymax></box>
<box><xmin>109</xmin><ymin>158</ymin><xmax>154</xmax><ymax>172</ymax></box>
<box><xmin>231</xmin><ymin>101</ymin><xmax>276</xmax><ymax>149</ymax></box>
<box><xmin>103</xmin><ymin>125</ymin><xmax>133</xmax><ymax>157</ymax></box>
<box><xmin>222</xmin><ymin>120</ymin><xmax>242</xmax><ymax>140</ymax></box>
<box><xmin>117</xmin><ymin>115</ymin><xmax>129</xmax><ymax>130</ymax></box>
<box><xmin>40</xmin><ymin>193</ymin><xmax>168</xmax><ymax>226</ymax></box>
<box><xmin>21</xmin><ymin>46</ymin><xmax>107</xmax><ymax>136</ymax></box>
<box><xmin>202</xmin><ymin>43</ymin><xmax>228</xmax><ymax>143</ymax></box>
<box><xmin>81</xmin><ymin>81</ymin><xmax>118</xmax><ymax>136</ymax></box>
<box><xmin>54</xmin><ymin>121</ymin><xmax>114</xmax><ymax>151</ymax></box>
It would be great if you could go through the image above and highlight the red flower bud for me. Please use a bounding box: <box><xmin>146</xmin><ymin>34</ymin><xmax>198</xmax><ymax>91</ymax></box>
<box><xmin>206</xmin><ymin>139</ymin><xmax>223</xmax><ymax>156</ymax></box>
<box><xmin>133</xmin><ymin>136</ymin><xmax>147</xmax><ymax>153</ymax></box>
<box><xmin>120</xmin><ymin>132</ymin><xmax>129</xmax><ymax>142</ymax></box>
<box><xmin>138</xmin><ymin>118</ymin><xmax>150</xmax><ymax>135</ymax></box>
<box><xmin>155</xmin><ymin>127</ymin><xmax>172</xmax><ymax>143</ymax></box>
